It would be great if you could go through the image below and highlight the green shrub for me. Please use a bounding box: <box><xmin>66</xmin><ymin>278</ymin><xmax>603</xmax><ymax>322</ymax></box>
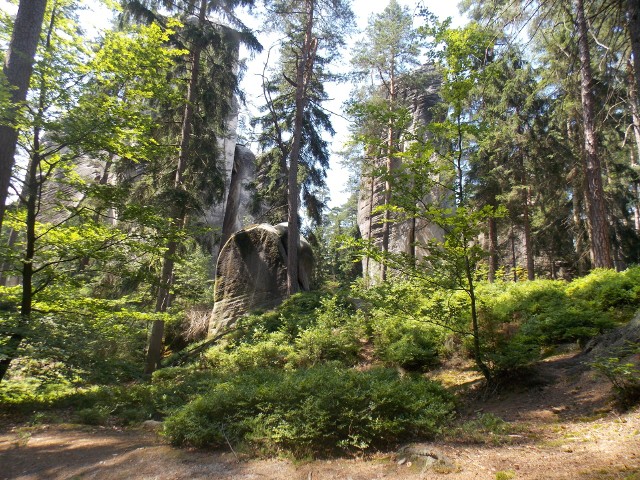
<box><xmin>495</xmin><ymin>471</ymin><xmax>516</xmax><ymax>480</ymax></box>
<box><xmin>475</xmin><ymin>277</ymin><xmax>617</xmax><ymax>376</ymax></box>
<box><xmin>481</xmin><ymin>333</ymin><xmax>540</xmax><ymax>378</ymax></box>
<box><xmin>372</xmin><ymin>316</ymin><xmax>441</xmax><ymax>370</ymax></box>
<box><xmin>292</xmin><ymin>296</ymin><xmax>364</xmax><ymax>367</ymax></box>
<box><xmin>445</xmin><ymin>413</ymin><xmax>513</xmax><ymax>444</ymax></box>
<box><xmin>203</xmin><ymin>332</ymin><xmax>295</xmax><ymax>373</ymax></box>
<box><xmin>233</xmin><ymin>292</ymin><xmax>326</xmax><ymax>341</ymax></box>
<box><xmin>163</xmin><ymin>364</ymin><xmax>455</xmax><ymax>456</ymax></box>
<box><xmin>566</xmin><ymin>267</ymin><xmax>640</xmax><ymax>319</ymax></box>
<box><xmin>41</xmin><ymin>366</ymin><xmax>221</xmax><ymax>425</ymax></box>
<box><xmin>591</xmin><ymin>343</ymin><xmax>640</xmax><ymax>409</ymax></box>
<box><xmin>354</xmin><ymin>281</ymin><xmax>451</xmax><ymax>370</ymax></box>
<box><xmin>76</xmin><ymin>406</ymin><xmax>111</xmax><ymax>425</ymax></box>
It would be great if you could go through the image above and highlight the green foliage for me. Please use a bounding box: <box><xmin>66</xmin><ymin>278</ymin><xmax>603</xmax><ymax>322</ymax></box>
<box><xmin>233</xmin><ymin>291</ymin><xmax>326</xmax><ymax>340</ymax></box>
<box><xmin>291</xmin><ymin>295</ymin><xmax>364</xmax><ymax>367</ymax></box>
<box><xmin>310</xmin><ymin>192</ymin><xmax>362</xmax><ymax>287</ymax></box>
<box><xmin>0</xmin><ymin>281</ymin><xmax>154</xmax><ymax>385</ymax></box>
<box><xmin>495</xmin><ymin>471</ymin><xmax>517</xmax><ymax>480</ymax></box>
<box><xmin>355</xmin><ymin>281</ymin><xmax>450</xmax><ymax>370</ymax></box>
<box><xmin>204</xmin><ymin>293</ymin><xmax>364</xmax><ymax>372</ymax></box>
<box><xmin>163</xmin><ymin>365</ymin><xmax>455</xmax><ymax>456</ymax></box>
<box><xmin>479</xmin><ymin>274</ymin><xmax>626</xmax><ymax>342</ymax></box>
<box><xmin>469</xmin><ymin>269</ymin><xmax>640</xmax><ymax>376</ymax></box>
<box><xmin>75</xmin><ymin>406</ymin><xmax>111</xmax><ymax>426</ymax></box>
<box><xmin>566</xmin><ymin>268</ymin><xmax>640</xmax><ymax>319</ymax></box>
<box><xmin>0</xmin><ymin>364</ymin><xmax>220</xmax><ymax>425</ymax></box>
<box><xmin>210</xmin><ymin>286</ymin><xmax>450</xmax><ymax>374</ymax></box>
<box><xmin>591</xmin><ymin>343</ymin><xmax>640</xmax><ymax>409</ymax></box>
<box><xmin>204</xmin><ymin>332</ymin><xmax>295</xmax><ymax>373</ymax></box>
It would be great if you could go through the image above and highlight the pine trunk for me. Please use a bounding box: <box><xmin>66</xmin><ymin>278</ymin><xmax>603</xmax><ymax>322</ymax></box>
<box><xmin>628</xmin><ymin>62</ymin><xmax>640</xmax><ymax>233</ymax></box>
<box><xmin>628</xmin><ymin>0</ymin><xmax>640</xmax><ymax>99</ymax></box>
<box><xmin>510</xmin><ymin>225</ymin><xmax>518</xmax><ymax>282</ymax></box>
<box><xmin>144</xmin><ymin>0</ymin><xmax>206</xmax><ymax>374</ymax></box>
<box><xmin>574</xmin><ymin>0</ymin><xmax>613</xmax><ymax>269</ymax></box>
<box><xmin>487</xmin><ymin>216</ymin><xmax>498</xmax><ymax>283</ymax></box>
<box><xmin>287</xmin><ymin>0</ymin><xmax>316</xmax><ymax>296</ymax></box>
<box><xmin>523</xmin><ymin>187</ymin><xmax>535</xmax><ymax>280</ymax></box>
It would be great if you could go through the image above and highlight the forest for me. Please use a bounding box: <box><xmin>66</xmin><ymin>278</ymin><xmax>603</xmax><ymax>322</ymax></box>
<box><xmin>1</xmin><ymin>0</ymin><xmax>640</xmax><ymax>472</ymax></box>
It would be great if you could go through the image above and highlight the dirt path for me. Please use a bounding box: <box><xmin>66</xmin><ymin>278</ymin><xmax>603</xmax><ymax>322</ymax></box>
<box><xmin>1</xmin><ymin>353</ymin><xmax>639</xmax><ymax>480</ymax></box>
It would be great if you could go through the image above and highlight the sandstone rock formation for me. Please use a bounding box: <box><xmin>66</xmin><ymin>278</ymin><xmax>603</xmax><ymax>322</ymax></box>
<box><xmin>357</xmin><ymin>65</ymin><xmax>445</xmax><ymax>282</ymax></box>
<box><xmin>201</xmin><ymin>142</ymin><xmax>261</xmax><ymax>258</ymax></box>
<box><xmin>208</xmin><ymin>223</ymin><xmax>313</xmax><ymax>336</ymax></box>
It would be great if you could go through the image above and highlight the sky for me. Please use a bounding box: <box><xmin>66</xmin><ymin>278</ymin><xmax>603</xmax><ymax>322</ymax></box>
<box><xmin>0</xmin><ymin>0</ymin><xmax>465</xmax><ymax>210</ymax></box>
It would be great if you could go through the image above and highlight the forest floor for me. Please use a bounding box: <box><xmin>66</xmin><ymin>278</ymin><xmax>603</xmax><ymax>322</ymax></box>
<box><xmin>1</xmin><ymin>349</ymin><xmax>639</xmax><ymax>480</ymax></box>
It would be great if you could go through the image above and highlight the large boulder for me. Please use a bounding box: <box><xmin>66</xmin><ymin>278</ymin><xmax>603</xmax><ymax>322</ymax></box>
<box><xmin>208</xmin><ymin>223</ymin><xmax>313</xmax><ymax>336</ymax></box>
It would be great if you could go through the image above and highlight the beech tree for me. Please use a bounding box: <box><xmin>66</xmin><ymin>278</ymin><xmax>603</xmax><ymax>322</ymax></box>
<box><xmin>0</xmin><ymin>9</ymin><xmax>183</xmax><ymax>382</ymax></box>
<box><xmin>0</xmin><ymin>0</ymin><xmax>47</xmax><ymax>231</ymax></box>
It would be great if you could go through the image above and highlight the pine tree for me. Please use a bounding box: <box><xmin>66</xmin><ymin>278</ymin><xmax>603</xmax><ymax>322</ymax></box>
<box><xmin>256</xmin><ymin>0</ymin><xmax>353</xmax><ymax>295</ymax></box>
<box><xmin>119</xmin><ymin>0</ymin><xmax>262</xmax><ymax>374</ymax></box>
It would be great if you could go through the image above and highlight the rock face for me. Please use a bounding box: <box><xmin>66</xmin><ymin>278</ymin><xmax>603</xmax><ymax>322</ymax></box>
<box><xmin>201</xmin><ymin>143</ymin><xmax>260</xmax><ymax>258</ymax></box>
<box><xmin>357</xmin><ymin>65</ymin><xmax>445</xmax><ymax>282</ymax></box>
<box><xmin>220</xmin><ymin>145</ymin><xmax>258</xmax><ymax>246</ymax></box>
<box><xmin>583</xmin><ymin>311</ymin><xmax>640</xmax><ymax>359</ymax></box>
<box><xmin>208</xmin><ymin>223</ymin><xmax>313</xmax><ymax>336</ymax></box>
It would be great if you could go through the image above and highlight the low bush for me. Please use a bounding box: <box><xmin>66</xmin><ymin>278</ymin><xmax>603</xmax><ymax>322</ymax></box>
<box><xmin>291</xmin><ymin>296</ymin><xmax>364</xmax><ymax>367</ymax></box>
<box><xmin>163</xmin><ymin>364</ymin><xmax>455</xmax><ymax>456</ymax></box>
<box><xmin>372</xmin><ymin>315</ymin><xmax>441</xmax><ymax>370</ymax></box>
<box><xmin>478</xmin><ymin>279</ymin><xmax>614</xmax><ymax>346</ymax></box>
<box><xmin>233</xmin><ymin>292</ymin><xmax>326</xmax><ymax>341</ymax></box>
<box><xmin>566</xmin><ymin>267</ymin><xmax>640</xmax><ymax>316</ymax></box>
<box><xmin>471</xmin><ymin>273</ymin><xmax>627</xmax><ymax>378</ymax></box>
<box><xmin>354</xmin><ymin>281</ymin><xmax>453</xmax><ymax>370</ymax></box>
<box><xmin>590</xmin><ymin>343</ymin><xmax>640</xmax><ymax>409</ymax></box>
<box><xmin>203</xmin><ymin>332</ymin><xmax>295</xmax><ymax>373</ymax></box>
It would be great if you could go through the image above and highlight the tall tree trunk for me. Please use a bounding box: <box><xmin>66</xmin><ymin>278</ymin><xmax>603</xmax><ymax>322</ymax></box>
<box><xmin>144</xmin><ymin>0</ymin><xmax>206</xmax><ymax>374</ymax></box>
<box><xmin>287</xmin><ymin>0</ymin><xmax>316</xmax><ymax>296</ymax></box>
<box><xmin>627</xmin><ymin>0</ymin><xmax>640</xmax><ymax>99</ymax></box>
<box><xmin>510</xmin><ymin>224</ymin><xmax>518</xmax><ymax>281</ymax></box>
<box><xmin>0</xmin><ymin>228</ymin><xmax>19</xmax><ymax>286</ymax></box>
<box><xmin>0</xmin><ymin>137</ymin><xmax>41</xmax><ymax>382</ymax></box>
<box><xmin>0</xmin><ymin>0</ymin><xmax>47</xmax><ymax>231</ymax></box>
<box><xmin>523</xmin><ymin>186</ymin><xmax>535</xmax><ymax>280</ymax></box>
<box><xmin>574</xmin><ymin>0</ymin><xmax>613</xmax><ymax>268</ymax></box>
<box><xmin>628</xmin><ymin>61</ymin><xmax>640</xmax><ymax>233</ymax></box>
<box><xmin>364</xmin><ymin>160</ymin><xmax>375</xmax><ymax>286</ymax></box>
<box><xmin>567</xmin><ymin>119</ymin><xmax>589</xmax><ymax>274</ymax></box>
<box><xmin>380</xmin><ymin>65</ymin><xmax>397</xmax><ymax>282</ymax></box>
<box><xmin>487</xmin><ymin>216</ymin><xmax>498</xmax><ymax>283</ymax></box>
<box><xmin>572</xmin><ymin>182</ymin><xmax>588</xmax><ymax>275</ymax></box>
<box><xmin>0</xmin><ymin>5</ymin><xmax>54</xmax><ymax>381</ymax></box>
